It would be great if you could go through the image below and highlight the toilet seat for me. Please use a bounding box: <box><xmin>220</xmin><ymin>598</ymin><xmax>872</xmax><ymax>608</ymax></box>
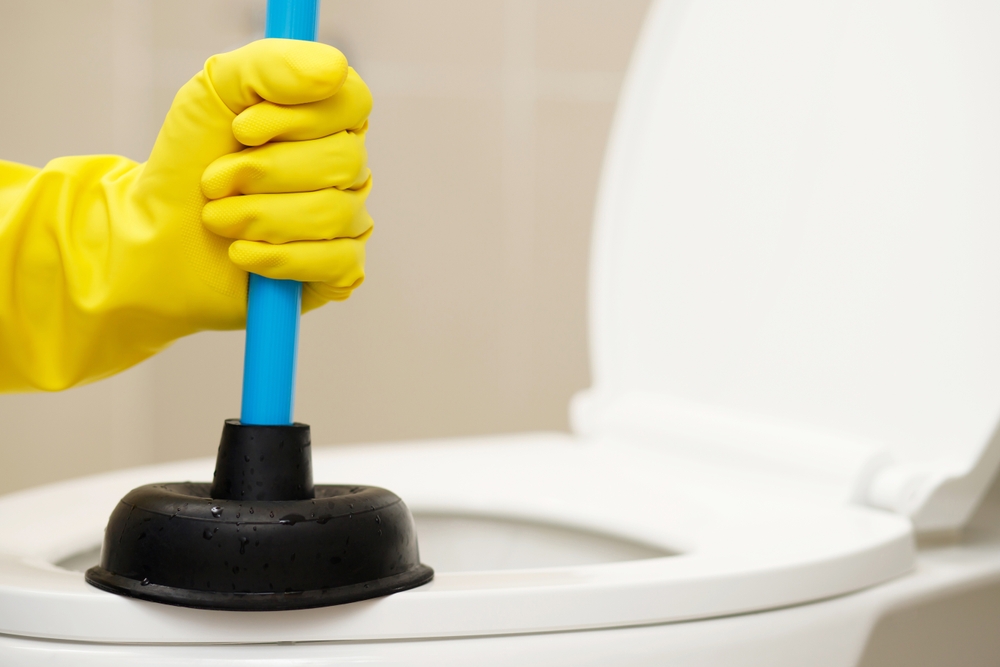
<box><xmin>0</xmin><ymin>433</ymin><xmax>911</xmax><ymax>643</ymax></box>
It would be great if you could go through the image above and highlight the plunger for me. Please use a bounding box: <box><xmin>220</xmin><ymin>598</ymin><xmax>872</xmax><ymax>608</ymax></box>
<box><xmin>85</xmin><ymin>0</ymin><xmax>433</xmax><ymax>611</ymax></box>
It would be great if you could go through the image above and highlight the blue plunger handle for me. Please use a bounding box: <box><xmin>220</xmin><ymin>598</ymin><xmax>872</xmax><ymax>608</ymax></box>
<box><xmin>239</xmin><ymin>0</ymin><xmax>320</xmax><ymax>426</ymax></box>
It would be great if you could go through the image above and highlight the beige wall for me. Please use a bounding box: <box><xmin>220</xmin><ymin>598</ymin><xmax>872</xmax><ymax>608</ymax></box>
<box><xmin>0</xmin><ymin>0</ymin><xmax>651</xmax><ymax>494</ymax></box>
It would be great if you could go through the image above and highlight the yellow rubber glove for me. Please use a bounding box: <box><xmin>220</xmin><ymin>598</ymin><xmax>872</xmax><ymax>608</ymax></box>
<box><xmin>0</xmin><ymin>39</ymin><xmax>373</xmax><ymax>392</ymax></box>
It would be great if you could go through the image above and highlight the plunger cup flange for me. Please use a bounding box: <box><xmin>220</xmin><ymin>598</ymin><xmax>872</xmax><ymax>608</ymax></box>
<box><xmin>85</xmin><ymin>420</ymin><xmax>433</xmax><ymax>611</ymax></box>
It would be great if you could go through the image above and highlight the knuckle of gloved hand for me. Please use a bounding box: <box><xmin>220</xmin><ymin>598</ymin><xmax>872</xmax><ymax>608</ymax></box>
<box><xmin>229</xmin><ymin>156</ymin><xmax>266</xmax><ymax>194</ymax></box>
<box><xmin>201</xmin><ymin>172</ymin><xmax>227</xmax><ymax>200</ymax></box>
<box><xmin>334</xmin><ymin>140</ymin><xmax>367</xmax><ymax>187</ymax></box>
<box><xmin>279</xmin><ymin>42</ymin><xmax>348</xmax><ymax>96</ymax></box>
<box><xmin>342</xmin><ymin>69</ymin><xmax>373</xmax><ymax>119</ymax></box>
<box><xmin>357</xmin><ymin>212</ymin><xmax>375</xmax><ymax>238</ymax></box>
<box><xmin>345</xmin><ymin>237</ymin><xmax>367</xmax><ymax>269</ymax></box>
<box><xmin>225</xmin><ymin>197</ymin><xmax>260</xmax><ymax>228</ymax></box>
<box><xmin>328</xmin><ymin>203</ymin><xmax>370</xmax><ymax>240</ymax></box>
<box><xmin>202</xmin><ymin>200</ymin><xmax>239</xmax><ymax>235</ymax></box>
<box><xmin>232</xmin><ymin>104</ymin><xmax>285</xmax><ymax>146</ymax></box>
<box><xmin>231</xmin><ymin>239</ymin><xmax>284</xmax><ymax>271</ymax></box>
<box><xmin>308</xmin><ymin>282</ymin><xmax>352</xmax><ymax>304</ymax></box>
<box><xmin>341</xmin><ymin>208</ymin><xmax>373</xmax><ymax>239</ymax></box>
<box><xmin>333</xmin><ymin>267</ymin><xmax>365</xmax><ymax>290</ymax></box>
<box><xmin>202</xmin><ymin>153</ymin><xmax>263</xmax><ymax>198</ymax></box>
<box><xmin>315</xmin><ymin>210</ymin><xmax>344</xmax><ymax>241</ymax></box>
<box><xmin>311</xmin><ymin>241</ymin><xmax>364</xmax><ymax>285</ymax></box>
<box><xmin>343</xmin><ymin>269</ymin><xmax>366</xmax><ymax>290</ymax></box>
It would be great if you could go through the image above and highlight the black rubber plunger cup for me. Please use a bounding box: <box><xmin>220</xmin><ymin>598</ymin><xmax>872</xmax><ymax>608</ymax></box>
<box><xmin>85</xmin><ymin>420</ymin><xmax>434</xmax><ymax>611</ymax></box>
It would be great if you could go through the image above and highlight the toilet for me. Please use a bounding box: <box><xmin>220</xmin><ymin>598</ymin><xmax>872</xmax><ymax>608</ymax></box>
<box><xmin>3</xmin><ymin>0</ymin><xmax>1000</xmax><ymax>664</ymax></box>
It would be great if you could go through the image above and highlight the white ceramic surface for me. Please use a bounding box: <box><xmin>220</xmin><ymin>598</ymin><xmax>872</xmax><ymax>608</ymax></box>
<box><xmin>576</xmin><ymin>0</ymin><xmax>1000</xmax><ymax>532</ymax></box>
<box><xmin>0</xmin><ymin>435</ymin><xmax>913</xmax><ymax>642</ymax></box>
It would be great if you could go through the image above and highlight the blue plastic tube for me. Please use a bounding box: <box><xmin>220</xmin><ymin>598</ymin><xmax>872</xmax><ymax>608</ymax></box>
<box><xmin>239</xmin><ymin>0</ymin><xmax>320</xmax><ymax>426</ymax></box>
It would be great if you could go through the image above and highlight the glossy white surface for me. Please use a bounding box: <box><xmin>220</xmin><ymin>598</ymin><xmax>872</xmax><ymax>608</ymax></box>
<box><xmin>0</xmin><ymin>434</ymin><xmax>912</xmax><ymax>643</ymax></box>
<box><xmin>55</xmin><ymin>512</ymin><xmax>671</xmax><ymax>575</ymax></box>
<box><xmin>2</xmin><ymin>467</ymin><xmax>1000</xmax><ymax>665</ymax></box>
<box><xmin>412</xmin><ymin>513</ymin><xmax>671</xmax><ymax>571</ymax></box>
<box><xmin>577</xmin><ymin>0</ymin><xmax>1000</xmax><ymax>531</ymax></box>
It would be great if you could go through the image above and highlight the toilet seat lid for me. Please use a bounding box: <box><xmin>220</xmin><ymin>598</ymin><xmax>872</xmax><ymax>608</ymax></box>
<box><xmin>577</xmin><ymin>0</ymin><xmax>1000</xmax><ymax>530</ymax></box>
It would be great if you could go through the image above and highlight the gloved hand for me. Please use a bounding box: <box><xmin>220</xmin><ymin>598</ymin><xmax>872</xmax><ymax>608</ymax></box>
<box><xmin>0</xmin><ymin>39</ymin><xmax>373</xmax><ymax>392</ymax></box>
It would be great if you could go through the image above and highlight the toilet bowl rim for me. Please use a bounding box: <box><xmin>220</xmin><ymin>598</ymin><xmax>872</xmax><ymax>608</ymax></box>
<box><xmin>0</xmin><ymin>433</ymin><xmax>915</xmax><ymax>643</ymax></box>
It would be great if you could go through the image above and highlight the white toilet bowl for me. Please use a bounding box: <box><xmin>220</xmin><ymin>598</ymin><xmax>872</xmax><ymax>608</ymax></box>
<box><xmin>0</xmin><ymin>437</ymin><xmax>998</xmax><ymax>665</ymax></box>
<box><xmin>5</xmin><ymin>0</ymin><xmax>1000</xmax><ymax>663</ymax></box>
<box><xmin>0</xmin><ymin>435</ymin><xmax>913</xmax><ymax>645</ymax></box>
